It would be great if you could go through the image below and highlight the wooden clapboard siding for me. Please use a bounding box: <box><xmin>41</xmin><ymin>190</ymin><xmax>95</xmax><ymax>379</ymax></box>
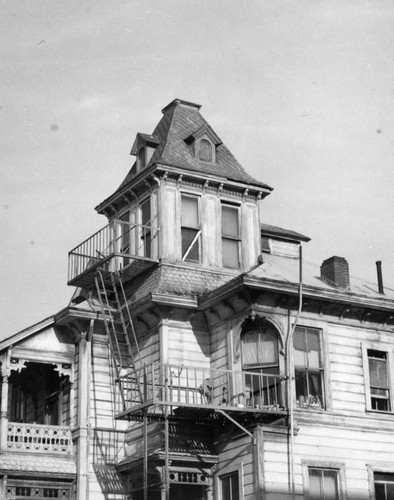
<box><xmin>210</xmin><ymin>323</ymin><xmax>229</xmax><ymax>371</ymax></box>
<box><xmin>91</xmin><ymin>334</ymin><xmax>119</xmax><ymax>427</ymax></box>
<box><xmin>167</xmin><ymin>325</ymin><xmax>210</xmax><ymax>367</ymax></box>
<box><xmin>327</xmin><ymin>323</ymin><xmax>394</xmax><ymax>415</ymax></box>
<box><xmin>134</xmin><ymin>327</ymin><xmax>159</xmax><ymax>366</ymax></box>
<box><xmin>263</xmin><ymin>424</ymin><xmax>394</xmax><ymax>499</ymax></box>
<box><xmin>216</xmin><ymin>436</ymin><xmax>254</xmax><ymax>499</ymax></box>
<box><xmin>125</xmin><ymin>421</ymin><xmax>162</xmax><ymax>458</ymax></box>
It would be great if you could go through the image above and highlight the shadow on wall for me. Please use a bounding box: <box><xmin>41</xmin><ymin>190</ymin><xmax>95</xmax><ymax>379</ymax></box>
<box><xmin>92</xmin><ymin>426</ymin><xmax>127</xmax><ymax>498</ymax></box>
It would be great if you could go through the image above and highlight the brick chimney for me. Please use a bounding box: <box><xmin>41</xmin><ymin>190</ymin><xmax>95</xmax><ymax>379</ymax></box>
<box><xmin>320</xmin><ymin>256</ymin><xmax>350</xmax><ymax>289</ymax></box>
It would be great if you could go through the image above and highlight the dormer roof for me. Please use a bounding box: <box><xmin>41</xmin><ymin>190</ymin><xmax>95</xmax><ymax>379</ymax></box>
<box><xmin>184</xmin><ymin>123</ymin><xmax>222</xmax><ymax>146</ymax></box>
<box><xmin>130</xmin><ymin>133</ymin><xmax>160</xmax><ymax>156</ymax></box>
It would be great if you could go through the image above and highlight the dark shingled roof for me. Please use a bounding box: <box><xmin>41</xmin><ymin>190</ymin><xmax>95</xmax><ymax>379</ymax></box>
<box><xmin>261</xmin><ymin>223</ymin><xmax>311</xmax><ymax>242</ymax></box>
<box><xmin>117</xmin><ymin>99</ymin><xmax>272</xmax><ymax>192</ymax></box>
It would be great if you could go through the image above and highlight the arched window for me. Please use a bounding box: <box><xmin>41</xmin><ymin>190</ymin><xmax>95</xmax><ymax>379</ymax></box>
<box><xmin>242</xmin><ymin>320</ymin><xmax>279</xmax><ymax>374</ymax></box>
<box><xmin>199</xmin><ymin>139</ymin><xmax>212</xmax><ymax>162</ymax></box>
<box><xmin>241</xmin><ymin>319</ymin><xmax>281</xmax><ymax>408</ymax></box>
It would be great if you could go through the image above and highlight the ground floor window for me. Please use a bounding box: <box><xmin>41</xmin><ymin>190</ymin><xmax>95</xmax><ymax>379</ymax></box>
<box><xmin>308</xmin><ymin>467</ymin><xmax>339</xmax><ymax>500</ymax></box>
<box><xmin>375</xmin><ymin>473</ymin><xmax>394</xmax><ymax>500</ymax></box>
<box><xmin>220</xmin><ymin>472</ymin><xmax>239</xmax><ymax>500</ymax></box>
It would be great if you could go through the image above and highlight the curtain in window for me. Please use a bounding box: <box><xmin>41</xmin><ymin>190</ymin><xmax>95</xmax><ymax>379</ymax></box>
<box><xmin>242</xmin><ymin>328</ymin><xmax>278</xmax><ymax>367</ymax></box>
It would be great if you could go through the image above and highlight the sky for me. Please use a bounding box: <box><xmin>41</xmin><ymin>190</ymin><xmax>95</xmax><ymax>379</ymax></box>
<box><xmin>1</xmin><ymin>0</ymin><xmax>394</xmax><ymax>339</ymax></box>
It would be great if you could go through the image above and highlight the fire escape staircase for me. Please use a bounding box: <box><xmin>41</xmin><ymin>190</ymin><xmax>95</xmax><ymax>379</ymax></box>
<box><xmin>95</xmin><ymin>270</ymin><xmax>143</xmax><ymax>412</ymax></box>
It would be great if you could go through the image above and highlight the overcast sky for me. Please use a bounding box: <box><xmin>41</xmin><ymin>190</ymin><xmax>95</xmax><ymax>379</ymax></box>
<box><xmin>1</xmin><ymin>0</ymin><xmax>394</xmax><ymax>339</ymax></box>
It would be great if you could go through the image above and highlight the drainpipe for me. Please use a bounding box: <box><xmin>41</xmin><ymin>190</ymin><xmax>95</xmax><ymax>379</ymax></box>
<box><xmin>285</xmin><ymin>244</ymin><xmax>303</xmax><ymax>500</ymax></box>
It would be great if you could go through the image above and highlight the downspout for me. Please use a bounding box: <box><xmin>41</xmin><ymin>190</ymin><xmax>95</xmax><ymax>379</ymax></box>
<box><xmin>285</xmin><ymin>244</ymin><xmax>303</xmax><ymax>500</ymax></box>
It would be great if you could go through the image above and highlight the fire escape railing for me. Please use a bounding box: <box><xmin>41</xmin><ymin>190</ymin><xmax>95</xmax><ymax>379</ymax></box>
<box><xmin>116</xmin><ymin>363</ymin><xmax>286</xmax><ymax>418</ymax></box>
<box><xmin>68</xmin><ymin>219</ymin><xmax>157</xmax><ymax>285</ymax></box>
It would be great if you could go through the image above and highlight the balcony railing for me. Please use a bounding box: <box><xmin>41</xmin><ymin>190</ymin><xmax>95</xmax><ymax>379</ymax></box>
<box><xmin>117</xmin><ymin>363</ymin><xmax>286</xmax><ymax>418</ymax></box>
<box><xmin>7</xmin><ymin>422</ymin><xmax>73</xmax><ymax>454</ymax></box>
<box><xmin>68</xmin><ymin>219</ymin><xmax>157</xmax><ymax>286</ymax></box>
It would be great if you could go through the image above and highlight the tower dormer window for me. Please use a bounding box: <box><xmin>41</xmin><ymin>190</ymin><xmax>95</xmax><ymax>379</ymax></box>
<box><xmin>137</xmin><ymin>147</ymin><xmax>146</xmax><ymax>171</ymax></box>
<box><xmin>199</xmin><ymin>139</ymin><xmax>212</xmax><ymax>162</ymax></box>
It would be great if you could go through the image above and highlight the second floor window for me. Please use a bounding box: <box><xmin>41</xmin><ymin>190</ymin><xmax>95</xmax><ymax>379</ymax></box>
<box><xmin>294</xmin><ymin>326</ymin><xmax>324</xmax><ymax>409</ymax></box>
<box><xmin>181</xmin><ymin>195</ymin><xmax>201</xmax><ymax>262</ymax></box>
<box><xmin>368</xmin><ymin>349</ymin><xmax>390</xmax><ymax>412</ymax></box>
<box><xmin>221</xmin><ymin>204</ymin><xmax>240</xmax><ymax>269</ymax></box>
<box><xmin>241</xmin><ymin>319</ymin><xmax>281</xmax><ymax>408</ymax></box>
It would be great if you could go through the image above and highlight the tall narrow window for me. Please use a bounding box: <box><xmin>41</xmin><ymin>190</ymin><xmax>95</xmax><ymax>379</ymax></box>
<box><xmin>199</xmin><ymin>139</ymin><xmax>212</xmax><ymax>162</ymax></box>
<box><xmin>368</xmin><ymin>350</ymin><xmax>391</xmax><ymax>411</ymax></box>
<box><xmin>294</xmin><ymin>326</ymin><xmax>324</xmax><ymax>408</ymax></box>
<box><xmin>141</xmin><ymin>198</ymin><xmax>151</xmax><ymax>258</ymax></box>
<box><xmin>375</xmin><ymin>473</ymin><xmax>394</xmax><ymax>500</ymax></box>
<box><xmin>241</xmin><ymin>320</ymin><xmax>281</xmax><ymax>408</ymax></box>
<box><xmin>221</xmin><ymin>204</ymin><xmax>240</xmax><ymax>268</ymax></box>
<box><xmin>220</xmin><ymin>472</ymin><xmax>239</xmax><ymax>500</ymax></box>
<box><xmin>181</xmin><ymin>195</ymin><xmax>200</xmax><ymax>262</ymax></box>
<box><xmin>120</xmin><ymin>211</ymin><xmax>130</xmax><ymax>266</ymax></box>
<box><xmin>309</xmin><ymin>468</ymin><xmax>339</xmax><ymax>500</ymax></box>
<box><xmin>137</xmin><ymin>147</ymin><xmax>146</xmax><ymax>170</ymax></box>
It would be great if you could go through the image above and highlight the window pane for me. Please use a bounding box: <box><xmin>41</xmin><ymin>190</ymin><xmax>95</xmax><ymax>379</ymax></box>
<box><xmin>199</xmin><ymin>139</ymin><xmax>212</xmax><ymax>162</ymax></box>
<box><xmin>308</xmin><ymin>371</ymin><xmax>323</xmax><ymax>406</ymax></box>
<box><xmin>181</xmin><ymin>196</ymin><xmax>199</xmax><ymax>227</ymax></box>
<box><xmin>307</xmin><ymin>330</ymin><xmax>321</xmax><ymax>368</ymax></box>
<box><xmin>231</xmin><ymin>473</ymin><xmax>239</xmax><ymax>500</ymax></box>
<box><xmin>221</xmin><ymin>476</ymin><xmax>231</xmax><ymax>499</ymax></box>
<box><xmin>221</xmin><ymin>473</ymin><xmax>239</xmax><ymax>500</ymax></box>
<box><xmin>375</xmin><ymin>473</ymin><xmax>394</xmax><ymax>500</ymax></box>
<box><xmin>369</xmin><ymin>357</ymin><xmax>388</xmax><ymax>388</ymax></box>
<box><xmin>309</xmin><ymin>469</ymin><xmax>322</xmax><ymax>500</ymax></box>
<box><xmin>375</xmin><ymin>483</ymin><xmax>386</xmax><ymax>500</ymax></box>
<box><xmin>242</xmin><ymin>329</ymin><xmax>278</xmax><ymax>367</ymax></box>
<box><xmin>222</xmin><ymin>205</ymin><xmax>239</xmax><ymax>237</ymax></box>
<box><xmin>223</xmin><ymin>239</ymin><xmax>239</xmax><ymax>268</ymax></box>
<box><xmin>323</xmin><ymin>470</ymin><xmax>339</xmax><ymax>500</ymax></box>
<box><xmin>295</xmin><ymin>369</ymin><xmax>308</xmax><ymax>403</ymax></box>
<box><xmin>182</xmin><ymin>228</ymin><xmax>199</xmax><ymax>262</ymax></box>
<box><xmin>294</xmin><ymin>329</ymin><xmax>306</xmax><ymax>352</ymax></box>
<box><xmin>141</xmin><ymin>199</ymin><xmax>151</xmax><ymax>225</ymax></box>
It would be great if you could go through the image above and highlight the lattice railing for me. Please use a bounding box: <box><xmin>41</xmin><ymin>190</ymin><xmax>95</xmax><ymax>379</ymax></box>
<box><xmin>7</xmin><ymin>422</ymin><xmax>73</xmax><ymax>454</ymax></box>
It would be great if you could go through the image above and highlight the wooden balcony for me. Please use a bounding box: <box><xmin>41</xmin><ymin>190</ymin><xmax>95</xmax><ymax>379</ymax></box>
<box><xmin>116</xmin><ymin>363</ymin><xmax>287</xmax><ymax>421</ymax></box>
<box><xmin>7</xmin><ymin>422</ymin><xmax>73</xmax><ymax>455</ymax></box>
<box><xmin>68</xmin><ymin>219</ymin><xmax>158</xmax><ymax>288</ymax></box>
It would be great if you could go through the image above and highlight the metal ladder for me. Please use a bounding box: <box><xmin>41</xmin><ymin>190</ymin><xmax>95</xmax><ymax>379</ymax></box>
<box><xmin>95</xmin><ymin>270</ymin><xmax>142</xmax><ymax>412</ymax></box>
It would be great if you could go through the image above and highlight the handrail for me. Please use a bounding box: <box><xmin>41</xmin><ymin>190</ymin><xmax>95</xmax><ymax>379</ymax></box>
<box><xmin>68</xmin><ymin>219</ymin><xmax>157</xmax><ymax>284</ymax></box>
<box><xmin>117</xmin><ymin>362</ymin><xmax>286</xmax><ymax>416</ymax></box>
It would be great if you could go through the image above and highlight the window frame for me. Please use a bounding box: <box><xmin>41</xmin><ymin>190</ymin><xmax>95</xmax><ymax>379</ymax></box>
<box><xmin>180</xmin><ymin>193</ymin><xmax>201</xmax><ymax>263</ymax></box>
<box><xmin>137</xmin><ymin>146</ymin><xmax>146</xmax><ymax>171</ymax></box>
<box><xmin>216</xmin><ymin>466</ymin><xmax>243</xmax><ymax>500</ymax></box>
<box><xmin>368</xmin><ymin>465</ymin><xmax>394</xmax><ymax>500</ymax></box>
<box><xmin>221</xmin><ymin>202</ymin><xmax>241</xmax><ymax>269</ymax></box>
<box><xmin>302</xmin><ymin>461</ymin><xmax>346</xmax><ymax>500</ymax></box>
<box><xmin>140</xmin><ymin>197</ymin><xmax>152</xmax><ymax>259</ymax></box>
<box><xmin>198</xmin><ymin>138</ymin><xmax>213</xmax><ymax>162</ymax></box>
<box><xmin>362</xmin><ymin>342</ymin><xmax>394</xmax><ymax>414</ymax></box>
<box><xmin>293</xmin><ymin>325</ymin><xmax>326</xmax><ymax>410</ymax></box>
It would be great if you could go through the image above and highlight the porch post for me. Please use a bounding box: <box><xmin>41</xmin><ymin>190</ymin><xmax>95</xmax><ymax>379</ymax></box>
<box><xmin>0</xmin><ymin>352</ymin><xmax>10</xmax><ymax>452</ymax></box>
<box><xmin>0</xmin><ymin>374</ymin><xmax>9</xmax><ymax>451</ymax></box>
<box><xmin>76</xmin><ymin>323</ymin><xmax>92</xmax><ymax>500</ymax></box>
